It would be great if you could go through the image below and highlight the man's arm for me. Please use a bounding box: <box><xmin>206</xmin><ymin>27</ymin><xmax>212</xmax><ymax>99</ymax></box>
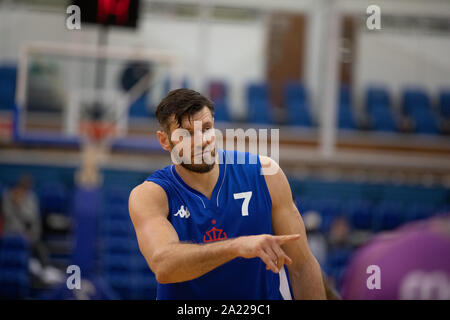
<box><xmin>261</xmin><ymin>156</ymin><xmax>326</xmax><ymax>300</ymax></box>
<box><xmin>129</xmin><ymin>181</ymin><xmax>299</xmax><ymax>284</ymax></box>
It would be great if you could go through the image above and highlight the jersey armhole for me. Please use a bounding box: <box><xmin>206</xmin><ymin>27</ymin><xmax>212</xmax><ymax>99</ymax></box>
<box><xmin>256</xmin><ymin>155</ymin><xmax>273</xmax><ymax>214</ymax></box>
<box><xmin>145</xmin><ymin>178</ymin><xmax>172</xmax><ymax>220</ymax></box>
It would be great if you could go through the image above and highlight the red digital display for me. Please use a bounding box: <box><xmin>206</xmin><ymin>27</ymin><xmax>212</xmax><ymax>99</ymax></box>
<box><xmin>72</xmin><ymin>0</ymin><xmax>140</xmax><ymax>29</ymax></box>
<box><xmin>97</xmin><ymin>0</ymin><xmax>130</xmax><ymax>25</ymax></box>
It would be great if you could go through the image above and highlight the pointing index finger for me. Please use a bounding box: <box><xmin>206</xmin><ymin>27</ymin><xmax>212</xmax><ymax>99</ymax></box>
<box><xmin>274</xmin><ymin>234</ymin><xmax>301</xmax><ymax>244</ymax></box>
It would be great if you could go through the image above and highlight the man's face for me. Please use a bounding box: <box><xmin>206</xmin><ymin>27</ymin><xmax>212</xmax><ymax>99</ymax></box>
<box><xmin>166</xmin><ymin>106</ymin><xmax>216</xmax><ymax>173</ymax></box>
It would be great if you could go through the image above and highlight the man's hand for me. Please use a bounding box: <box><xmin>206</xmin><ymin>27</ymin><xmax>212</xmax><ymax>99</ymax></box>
<box><xmin>233</xmin><ymin>234</ymin><xmax>301</xmax><ymax>274</ymax></box>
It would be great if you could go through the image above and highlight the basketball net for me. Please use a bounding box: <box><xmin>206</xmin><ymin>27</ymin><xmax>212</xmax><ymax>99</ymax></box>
<box><xmin>75</xmin><ymin>120</ymin><xmax>116</xmax><ymax>188</ymax></box>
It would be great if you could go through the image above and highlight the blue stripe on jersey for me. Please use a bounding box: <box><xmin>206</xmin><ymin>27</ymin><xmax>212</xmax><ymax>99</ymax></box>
<box><xmin>145</xmin><ymin>148</ymin><xmax>286</xmax><ymax>300</ymax></box>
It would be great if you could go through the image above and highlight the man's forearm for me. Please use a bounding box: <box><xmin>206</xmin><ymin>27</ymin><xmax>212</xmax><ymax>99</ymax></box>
<box><xmin>151</xmin><ymin>238</ymin><xmax>239</xmax><ymax>284</ymax></box>
<box><xmin>289</xmin><ymin>256</ymin><xmax>326</xmax><ymax>299</ymax></box>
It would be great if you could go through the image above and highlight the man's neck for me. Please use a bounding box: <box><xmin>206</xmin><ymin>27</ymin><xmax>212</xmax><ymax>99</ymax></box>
<box><xmin>174</xmin><ymin>162</ymin><xmax>220</xmax><ymax>200</ymax></box>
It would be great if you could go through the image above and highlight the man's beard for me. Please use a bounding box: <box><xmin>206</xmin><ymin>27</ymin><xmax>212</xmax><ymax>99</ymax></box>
<box><xmin>180</xmin><ymin>161</ymin><xmax>215</xmax><ymax>173</ymax></box>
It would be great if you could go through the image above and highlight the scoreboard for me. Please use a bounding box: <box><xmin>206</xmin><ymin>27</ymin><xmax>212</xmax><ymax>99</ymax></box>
<box><xmin>72</xmin><ymin>0</ymin><xmax>140</xmax><ymax>29</ymax></box>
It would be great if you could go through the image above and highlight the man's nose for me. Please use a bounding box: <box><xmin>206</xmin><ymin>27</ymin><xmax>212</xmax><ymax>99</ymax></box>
<box><xmin>192</xmin><ymin>130</ymin><xmax>213</xmax><ymax>147</ymax></box>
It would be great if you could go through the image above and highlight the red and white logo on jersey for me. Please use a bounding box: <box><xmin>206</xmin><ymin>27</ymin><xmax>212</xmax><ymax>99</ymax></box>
<box><xmin>203</xmin><ymin>220</ymin><xmax>227</xmax><ymax>243</ymax></box>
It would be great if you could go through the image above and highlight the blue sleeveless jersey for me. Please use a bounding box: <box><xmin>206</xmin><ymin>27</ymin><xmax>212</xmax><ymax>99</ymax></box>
<box><xmin>145</xmin><ymin>149</ymin><xmax>292</xmax><ymax>300</ymax></box>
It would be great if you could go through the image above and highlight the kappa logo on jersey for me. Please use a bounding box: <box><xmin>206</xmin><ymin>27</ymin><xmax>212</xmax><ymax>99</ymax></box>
<box><xmin>174</xmin><ymin>205</ymin><xmax>190</xmax><ymax>218</ymax></box>
<box><xmin>203</xmin><ymin>220</ymin><xmax>227</xmax><ymax>243</ymax></box>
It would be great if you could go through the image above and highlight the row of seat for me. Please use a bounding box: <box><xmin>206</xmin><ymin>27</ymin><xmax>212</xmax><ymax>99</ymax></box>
<box><xmin>97</xmin><ymin>190</ymin><xmax>157</xmax><ymax>300</ymax></box>
<box><xmin>366</xmin><ymin>87</ymin><xmax>450</xmax><ymax>134</ymax></box>
<box><xmin>100</xmin><ymin>190</ymin><xmax>446</xmax><ymax>236</ymax></box>
<box><xmin>0</xmin><ymin>235</ymin><xmax>30</xmax><ymax>299</ymax></box>
<box><xmin>2</xmin><ymin>164</ymin><xmax>448</xmax><ymax>212</ymax></box>
<box><xmin>296</xmin><ymin>197</ymin><xmax>447</xmax><ymax>233</ymax></box>
<box><xmin>130</xmin><ymin>78</ymin><xmax>450</xmax><ymax>134</ymax></box>
<box><xmin>2</xmin><ymin>63</ymin><xmax>449</xmax><ymax>135</ymax></box>
<box><xmin>245</xmin><ymin>83</ymin><xmax>450</xmax><ymax>133</ymax></box>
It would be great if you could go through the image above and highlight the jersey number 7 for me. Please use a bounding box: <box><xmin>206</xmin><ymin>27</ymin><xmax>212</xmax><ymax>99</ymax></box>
<box><xmin>233</xmin><ymin>191</ymin><xmax>253</xmax><ymax>216</ymax></box>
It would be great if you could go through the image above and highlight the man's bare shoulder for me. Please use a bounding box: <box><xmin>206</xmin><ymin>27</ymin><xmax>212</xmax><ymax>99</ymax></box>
<box><xmin>259</xmin><ymin>155</ymin><xmax>281</xmax><ymax>177</ymax></box>
<box><xmin>258</xmin><ymin>155</ymin><xmax>292</xmax><ymax>207</ymax></box>
<box><xmin>129</xmin><ymin>181</ymin><xmax>169</xmax><ymax>220</ymax></box>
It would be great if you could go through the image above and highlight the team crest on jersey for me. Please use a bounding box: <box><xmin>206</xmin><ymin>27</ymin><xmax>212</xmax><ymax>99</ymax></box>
<box><xmin>174</xmin><ymin>205</ymin><xmax>190</xmax><ymax>218</ymax></box>
<box><xmin>203</xmin><ymin>220</ymin><xmax>227</xmax><ymax>243</ymax></box>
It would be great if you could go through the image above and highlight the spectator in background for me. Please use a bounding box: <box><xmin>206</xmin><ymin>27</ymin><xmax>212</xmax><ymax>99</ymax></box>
<box><xmin>325</xmin><ymin>215</ymin><xmax>354</xmax><ymax>291</ymax></box>
<box><xmin>327</xmin><ymin>215</ymin><xmax>352</xmax><ymax>251</ymax></box>
<box><xmin>303</xmin><ymin>210</ymin><xmax>344</xmax><ymax>299</ymax></box>
<box><xmin>303</xmin><ymin>210</ymin><xmax>328</xmax><ymax>267</ymax></box>
<box><xmin>2</xmin><ymin>175</ymin><xmax>43</xmax><ymax>249</ymax></box>
<box><xmin>2</xmin><ymin>175</ymin><xmax>63</xmax><ymax>286</ymax></box>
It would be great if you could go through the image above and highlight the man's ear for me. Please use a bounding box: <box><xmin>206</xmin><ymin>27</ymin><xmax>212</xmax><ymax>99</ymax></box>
<box><xmin>157</xmin><ymin>130</ymin><xmax>171</xmax><ymax>151</ymax></box>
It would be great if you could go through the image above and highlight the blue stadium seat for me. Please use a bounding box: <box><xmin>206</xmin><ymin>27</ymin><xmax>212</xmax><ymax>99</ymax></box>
<box><xmin>402</xmin><ymin>88</ymin><xmax>439</xmax><ymax>134</ymax></box>
<box><xmin>295</xmin><ymin>196</ymin><xmax>314</xmax><ymax>214</ymax></box>
<box><xmin>300</xmin><ymin>198</ymin><xmax>342</xmax><ymax>233</ymax></box>
<box><xmin>284</xmin><ymin>82</ymin><xmax>312</xmax><ymax>127</ymax></box>
<box><xmin>104</xmin><ymin>238</ymin><xmax>132</xmax><ymax>255</ymax></box>
<box><xmin>38</xmin><ymin>182</ymin><xmax>70</xmax><ymax>215</ymax></box>
<box><xmin>129</xmin><ymin>93</ymin><xmax>151</xmax><ymax>118</ymax></box>
<box><xmin>372</xmin><ymin>202</ymin><xmax>405</xmax><ymax>231</ymax></box>
<box><xmin>338</xmin><ymin>86</ymin><xmax>356</xmax><ymax>129</ymax></box>
<box><xmin>0</xmin><ymin>269</ymin><xmax>29</xmax><ymax>299</ymax></box>
<box><xmin>326</xmin><ymin>248</ymin><xmax>352</xmax><ymax>268</ymax></box>
<box><xmin>0</xmin><ymin>66</ymin><xmax>17</xmax><ymax>111</ymax></box>
<box><xmin>134</xmin><ymin>273</ymin><xmax>157</xmax><ymax>300</ymax></box>
<box><xmin>103</xmin><ymin>220</ymin><xmax>134</xmax><ymax>238</ymax></box>
<box><xmin>439</xmin><ymin>90</ymin><xmax>450</xmax><ymax>118</ymax></box>
<box><xmin>0</xmin><ymin>249</ymin><xmax>29</xmax><ymax>269</ymax></box>
<box><xmin>133</xmin><ymin>254</ymin><xmax>151</xmax><ymax>273</ymax></box>
<box><xmin>0</xmin><ymin>234</ymin><xmax>30</xmax><ymax>299</ymax></box>
<box><xmin>371</xmin><ymin>108</ymin><xmax>396</xmax><ymax>132</ymax></box>
<box><xmin>324</xmin><ymin>247</ymin><xmax>352</xmax><ymax>290</ymax></box>
<box><xmin>214</xmin><ymin>100</ymin><xmax>231</xmax><ymax>123</ymax></box>
<box><xmin>105</xmin><ymin>271</ymin><xmax>134</xmax><ymax>300</ymax></box>
<box><xmin>0</xmin><ymin>234</ymin><xmax>28</xmax><ymax>250</ymax></box>
<box><xmin>103</xmin><ymin>192</ymin><xmax>128</xmax><ymax>208</ymax></box>
<box><xmin>105</xmin><ymin>208</ymin><xmax>130</xmax><ymax>222</ymax></box>
<box><xmin>402</xmin><ymin>89</ymin><xmax>430</xmax><ymax>114</ymax></box>
<box><xmin>366</xmin><ymin>87</ymin><xmax>396</xmax><ymax>132</ymax></box>
<box><xmin>209</xmin><ymin>80</ymin><xmax>231</xmax><ymax>122</ymax></box>
<box><xmin>103</xmin><ymin>253</ymin><xmax>133</xmax><ymax>273</ymax></box>
<box><xmin>247</xmin><ymin>83</ymin><xmax>273</xmax><ymax>124</ymax></box>
<box><xmin>346</xmin><ymin>200</ymin><xmax>373</xmax><ymax>230</ymax></box>
<box><xmin>367</xmin><ymin>87</ymin><xmax>390</xmax><ymax>112</ymax></box>
<box><xmin>407</xmin><ymin>203</ymin><xmax>435</xmax><ymax>222</ymax></box>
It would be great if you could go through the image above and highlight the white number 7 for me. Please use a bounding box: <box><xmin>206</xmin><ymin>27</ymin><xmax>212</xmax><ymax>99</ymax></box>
<box><xmin>233</xmin><ymin>191</ymin><xmax>252</xmax><ymax>216</ymax></box>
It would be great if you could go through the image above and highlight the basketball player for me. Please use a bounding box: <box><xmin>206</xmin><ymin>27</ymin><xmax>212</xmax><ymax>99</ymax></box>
<box><xmin>129</xmin><ymin>89</ymin><xmax>326</xmax><ymax>299</ymax></box>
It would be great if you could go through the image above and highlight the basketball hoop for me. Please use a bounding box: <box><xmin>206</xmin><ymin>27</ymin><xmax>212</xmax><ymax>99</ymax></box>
<box><xmin>76</xmin><ymin>120</ymin><xmax>116</xmax><ymax>189</ymax></box>
<box><xmin>80</xmin><ymin>120</ymin><xmax>116</xmax><ymax>144</ymax></box>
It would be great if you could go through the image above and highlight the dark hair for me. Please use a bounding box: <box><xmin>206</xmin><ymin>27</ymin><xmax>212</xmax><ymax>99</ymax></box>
<box><xmin>155</xmin><ymin>88</ymin><xmax>214</xmax><ymax>132</ymax></box>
